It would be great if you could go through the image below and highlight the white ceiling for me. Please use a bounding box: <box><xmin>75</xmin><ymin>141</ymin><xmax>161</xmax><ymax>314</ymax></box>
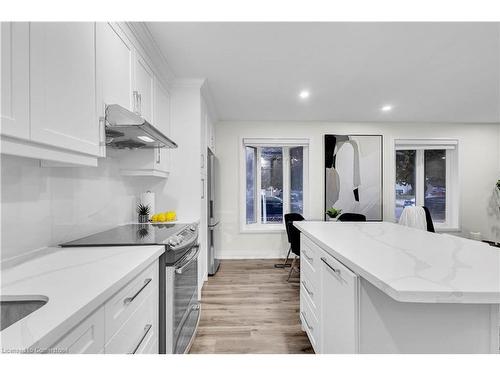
<box><xmin>146</xmin><ymin>22</ymin><xmax>500</xmax><ymax>123</ymax></box>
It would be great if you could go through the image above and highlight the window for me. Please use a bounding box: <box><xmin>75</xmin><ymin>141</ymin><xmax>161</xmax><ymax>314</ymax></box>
<box><xmin>394</xmin><ymin>139</ymin><xmax>458</xmax><ymax>230</ymax></box>
<box><xmin>242</xmin><ymin>139</ymin><xmax>308</xmax><ymax>231</ymax></box>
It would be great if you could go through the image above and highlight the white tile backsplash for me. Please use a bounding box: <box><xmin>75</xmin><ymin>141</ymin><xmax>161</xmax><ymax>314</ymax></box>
<box><xmin>1</xmin><ymin>154</ymin><xmax>156</xmax><ymax>261</ymax></box>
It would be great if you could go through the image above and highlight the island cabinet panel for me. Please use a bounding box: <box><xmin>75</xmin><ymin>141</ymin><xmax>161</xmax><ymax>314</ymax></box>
<box><xmin>319</xmin><ymin>249</ymin><xmax>359</xmax><ymax>354</ymax></box>
<box><xmin>357</xmin><ymin>279</ymin><xmax>498</xmax><ymax>354</ymax></box>
<box><xmin>300</xmin><ymin>235</ymin><xmax>322</xmax><ymax>352</ymax></box>
<box><xmin>299</xmin><ymin>229</ymin><xmax>500</xmax><ymax>354</ymax></box>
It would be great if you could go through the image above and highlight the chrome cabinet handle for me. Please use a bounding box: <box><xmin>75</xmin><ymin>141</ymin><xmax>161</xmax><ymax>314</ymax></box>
<box><xmin>156</xmin><ymin>146</ymin><xmax>161</xmax><ymax>163</ymax></box>
<box><xmin>301</xmin><ymin>280</ymin><xmax>314</xmax><ymax>296</ymax></box>
<box><xmin>124</xmin><ymin>278</ymin><xmax>152</xmax><ymax>305</ymax></box>
<box><xmin>138</xmin><ymin>93</ymin><xmax>142</xmax><ymax>115</ymax></box>
<box><xmin>303</xmin><ymin>250</ymin><xmax>313</xmax><ymax>262</ymax></box>
<box><xmin>321</xmin><ymin>257</ymin><xmax>341</xmax><ymax>275</ymax></box>
<box><xmin>129</xmin><ymin>324</ymin><xmax>152</xmax><ymax>354</ymax></box>
<box><xmin>300</xmin><ymin>312</ymin><xmax>313</xmax><ymax>331</ymax></box>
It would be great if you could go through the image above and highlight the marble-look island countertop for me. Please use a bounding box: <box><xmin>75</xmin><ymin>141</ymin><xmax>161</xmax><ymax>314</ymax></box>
<box><xmin>294</xmin><ymin>221</ymin><xmax>500</xmax><ymax>304</ymax></box>
<box><xmin>0</xmin><ymin>245</ymin><xmax>164</xmax><ymax>352</ymax></box>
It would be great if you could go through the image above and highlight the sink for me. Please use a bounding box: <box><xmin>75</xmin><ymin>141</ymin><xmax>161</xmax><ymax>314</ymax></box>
<box><xmin>0</xmin><ymin>295</ymin><xmax>48</xmax><ymax>331</ymax></box>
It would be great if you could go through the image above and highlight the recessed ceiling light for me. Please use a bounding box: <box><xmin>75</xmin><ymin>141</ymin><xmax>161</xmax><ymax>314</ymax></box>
<box><xmin>381</xmin><ymin>105</ymin><xmax>393</xmax><ymax>112</ymax></box>
<box><xmin>299</xmin><ymin>90</ymin><xmax>310</xmax><ymax>99</ymax></box>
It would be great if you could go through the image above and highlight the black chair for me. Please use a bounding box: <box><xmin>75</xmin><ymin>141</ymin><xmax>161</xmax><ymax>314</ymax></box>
<box><xmin>422</xmin><ymin>206</ymin><xmax>435</xmax><ymax>233</ymax></box>
<box><xmin>337</xmin><ymin>213</ymin><xmax>366</xmax><ymax>222</ymax></box>
<box><xmin>278</xmin><ymin>213</ymin><xmax>304</xmax><ymax>280</ymax></box>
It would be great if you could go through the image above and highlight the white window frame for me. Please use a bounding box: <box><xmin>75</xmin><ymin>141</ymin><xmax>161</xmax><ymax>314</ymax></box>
<box><xmin>240</xmin><ymin>138</ymin><xmax>309</xmax><ymax>233</ymax></box>
<box><xmin>393</xmin><ymin>139</ymin><xmax>460</xmax><ymax>231</ymax></box>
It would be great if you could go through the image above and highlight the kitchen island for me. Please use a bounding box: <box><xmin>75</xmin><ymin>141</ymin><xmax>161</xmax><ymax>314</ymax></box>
<box><xmin>294</xmin><ymin>221</ymin><xmax>500</xmax><ymax>353</ymax></box>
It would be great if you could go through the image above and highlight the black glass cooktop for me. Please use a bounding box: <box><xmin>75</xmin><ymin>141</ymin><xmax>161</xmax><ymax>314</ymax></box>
<box><xmin>60</xmin><ymin>223</ymin><xmax>187</xmax><ymax>247</ymax></box>
<box><xmin>60</xmin><ymin>223</ymin><xmax>195</xmax><ymax>266</ymax></box>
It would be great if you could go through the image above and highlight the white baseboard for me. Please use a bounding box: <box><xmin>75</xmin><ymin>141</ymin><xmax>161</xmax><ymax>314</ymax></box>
<box><xmin>217</xmin><ymin>249</ymin><xmax>288</xmax><ymax>260</ymax></box>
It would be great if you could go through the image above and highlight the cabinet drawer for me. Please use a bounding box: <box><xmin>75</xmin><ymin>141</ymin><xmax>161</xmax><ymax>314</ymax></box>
<box><xmin>50</xmin><ymin>306</ymin><xmax>105</xmax><ymax>354</ymax></box>
<box><xmin>105</xmin><ymin>291</ymin><xmax>157</xmax><ymax>354</ymax></box>
<box><xmin>105</xmin><ymin>260</ymin><xmax>157</xmax><ymax>341</ymax></box>
<box><xmin>301</xmin><ymin>253</ymin><xmax>317</xmax><ymax>288</ymax></box>
<box><xmin>301</xmin><ymin>234</ymin><xmax>320</xmax><ymax>271</ymax></box>
<box><xmin>300</xmin><ymin>275</ymin><xmax>319</xmax><ymax>313</ymax></box>
<box><xmin>300</xmin><ymin>290</ymin><xmax>320</xmax><ymax>352</ymax></box>
<box><xmin>319</xmin><ymin>250</ymin><xmax>357</xmax><ymax>281</ymax></box>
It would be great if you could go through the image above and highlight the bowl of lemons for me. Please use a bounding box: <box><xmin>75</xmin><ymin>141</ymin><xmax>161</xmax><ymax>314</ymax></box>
<box><xmin>151</xmin><ymin>211</ymin><xmax>177</xmax><ymax>223</ymax></box>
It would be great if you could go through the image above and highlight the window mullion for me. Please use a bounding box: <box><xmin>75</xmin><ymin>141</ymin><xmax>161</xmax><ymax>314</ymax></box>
<box><xmin>256</xmin><ymin>147</ymin><xmax>262</xmax><ymax>225</ymax></box>
<box><xmin>283</xmin><ymin>147</ymin><xmax>290</xmax><ymax>216</ymax></box>
<box><xmin>416</xmin><ymin>149</ymin><xmax>425</xmax><ymax>206</ymax></box>
<box><xmin>445</xmin><ymin>149</ymin><xmax>452</xmax><ymax>226</ymax></box>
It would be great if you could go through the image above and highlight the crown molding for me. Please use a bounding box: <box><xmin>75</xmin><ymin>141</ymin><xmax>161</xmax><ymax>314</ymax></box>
<box><xmin>122</xmin><ymin>22</ymin><xmax>176</xmax><ymax>88</ymax></box>
<box><xmin>201</xmin><ymin>80</ymin><xmax>220</xmax><ymax>123</ymax></box>
<box><xmin>171</xmin><ymin>78</ymin><xmax>206</xmax><ymax>89</ymax></box>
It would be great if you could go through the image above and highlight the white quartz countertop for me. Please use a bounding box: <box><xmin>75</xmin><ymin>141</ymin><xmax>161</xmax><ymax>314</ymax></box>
<box><xmin>0</xmin><ymin>245</ymin><xmax>164</xmax><ymax>352</ymax></box>
<box><xmin>294</xmin><ymin>221</ymin><xmax>500</xmax><ymax>304</ymax></box>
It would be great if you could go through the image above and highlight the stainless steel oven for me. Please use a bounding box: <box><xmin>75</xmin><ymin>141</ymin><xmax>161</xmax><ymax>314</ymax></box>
<box><xmin>61</xmin><ymin>222</ymin><xmax>201</xmax><ymax>355</ymax></box>
<box><xmin>164</xmin><ymin>227</ymin><xmax>201</xmax><ymax>354</ymax></box>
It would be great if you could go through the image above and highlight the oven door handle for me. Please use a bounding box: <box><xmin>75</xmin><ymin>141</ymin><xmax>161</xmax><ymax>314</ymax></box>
<box><xmin>175</xmin><ymin>244</ymin><xmax>200</xmax><ymax>274</ymax></box>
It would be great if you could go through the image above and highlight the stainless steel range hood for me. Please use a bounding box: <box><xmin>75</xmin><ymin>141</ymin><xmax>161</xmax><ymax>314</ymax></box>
<box><xmin>105</xmin><ymin>104</ymin><xmax>178</xmax><ymax>149</ymax></box>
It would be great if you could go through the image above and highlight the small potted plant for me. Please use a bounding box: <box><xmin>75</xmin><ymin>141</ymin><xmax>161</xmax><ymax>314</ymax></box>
<box><xmin>137</xmin><ymin>203</ymin><xmax>151</xmax><ymax>223</ymax></box>
<box><xmin>326</xmin><ymin>207</ymin><xmax>342</xmax><ymax>221</ymax></box>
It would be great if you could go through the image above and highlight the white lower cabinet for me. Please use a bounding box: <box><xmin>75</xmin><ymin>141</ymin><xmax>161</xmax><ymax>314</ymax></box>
<box><xmin>105</xmin><ymin>292</ymin><xmax>157</xmax><ymax>354</ymax></box>
<box><xmin>319</xmin><ymin>250</ymin><xmax>359</xmax><ymax>354</ymax></box>
<box><xmin>50</xmin><ymin>306</ymin><xmax>105</xmax><ymax>354</ymax></box>
<box><xmin>300</xmin><ymin>234</ymin><xmax>359</xmax><ymax>354</ymax></box>
<box><xmin>48</xmin><ymin>259</ymin><xmax>159</xmax><ymax>354</ymax></box>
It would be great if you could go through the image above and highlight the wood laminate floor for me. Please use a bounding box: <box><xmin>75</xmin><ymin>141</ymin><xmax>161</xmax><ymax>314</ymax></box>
<box><xmin>189</xmin><ymin>259</ymin><xmax>313</xmax><ymax>354</ymax></box>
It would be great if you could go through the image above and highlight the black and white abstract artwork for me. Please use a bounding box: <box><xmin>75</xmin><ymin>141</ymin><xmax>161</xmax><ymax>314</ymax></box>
<box><xmin>324</xmin><ymin>134</ymin><xmax>383</xmax><ymax>221</ymax></box>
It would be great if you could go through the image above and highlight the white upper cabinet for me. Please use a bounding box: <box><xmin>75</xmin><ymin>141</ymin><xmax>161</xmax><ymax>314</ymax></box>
<box><xmin>134</xmin><ymin>54</ymin><xmax>155</xmax><ymax>123</ymax></box>
<box><xmin>207</xmin><ymin>112</ymin><xmax>215</xmax><ymax>153</ymax></box>
<box><xmin>30</xmin><ymin>22</ymin><xmax>100</xmax><ymax>156</ymax></box>
<box><xmin>96</xmin><ymin>23</ymin><xmax>134</xmax><ymax>113</ymax></box>
<box><xmin>154</xmin><ymin>80</ymin><xmax>172</xmax><ymax>173</ymax></box>
<box><xmin>1</xmin><ymin>22</ymin><xmax>30</xmax><ymax>139</ymax></box>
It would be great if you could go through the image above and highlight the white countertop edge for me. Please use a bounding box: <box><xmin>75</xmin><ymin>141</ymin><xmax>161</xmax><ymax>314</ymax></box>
<box><xmin>1</xmin><ymin>245</ymin><xmax>165</xmax><ymax>351</ymax></box>
<box><xmin>296</xmin><ymin>224</ymin><xmax>499</xmax><ymax>304</ymax></box>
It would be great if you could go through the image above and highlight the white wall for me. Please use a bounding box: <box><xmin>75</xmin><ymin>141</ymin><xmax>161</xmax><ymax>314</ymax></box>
<box><xmin>215</xmin><ymin>121</ymin><xmax>500</xmax><ymax>259</ymax></box>
<box><xmin>0</xmin><ymin>154</ymin><xmax>154</xmax><ymax>261</ymax></box>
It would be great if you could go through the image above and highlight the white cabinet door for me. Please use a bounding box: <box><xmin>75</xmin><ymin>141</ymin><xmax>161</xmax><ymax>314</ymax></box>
<box><xmin>30</xmin><ymin>22</ymin><xmax>100</xmax><ymax>156</ymax></box>
<box><xmin>207</xmin><ymin>112</ymin><xmax>215</xmax><ymax>152</ymax></box>
<box><xmin>51</xmin><ymin>306</ymin><xmax>105</xmax><ymax>354</ymax></box>
<box><xmin>96</xmin><ymin>22</ymin><xmax>134</xmax><ymax>113</ymax></box>
<box><xmin>154</xmin><ymin>80</ymin><xmax>171</xmax><ymax>173</ymax></box>
<box><xmin>1</xmin><ymin>22</ymin><xmax>30</xmax><ymax>139</ymax></box>
<box><xmin>320</xmin><ymin>251</ymin><xmax>359</xmax><ymax>353</ymax></box>
<box><xmin>134</xmin><ymin>54</ymin><xmax>155</xmax><ymax>123</ymax></box>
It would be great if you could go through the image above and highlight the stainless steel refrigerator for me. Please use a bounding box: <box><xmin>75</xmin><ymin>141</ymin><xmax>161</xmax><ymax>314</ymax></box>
<box><xmin>207</xmin><ymin>148</ymin><xmax>220</xmax><ymax>275</ymax></box>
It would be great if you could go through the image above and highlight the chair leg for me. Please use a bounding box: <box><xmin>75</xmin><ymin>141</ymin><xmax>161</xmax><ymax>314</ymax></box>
<box><xmin>283</xmin><ymin>247</ymin><xmax>291</xmax><ymax>266</ymax></box>
<box><xmin>287</xmin><ymin>255</ymin><xmax>298</xmax><ymax>281</ymax></box>
<box><xmin>274</xmin><ymin>247</ymin><xmax>292</xmax><ymax>268</ymax></box>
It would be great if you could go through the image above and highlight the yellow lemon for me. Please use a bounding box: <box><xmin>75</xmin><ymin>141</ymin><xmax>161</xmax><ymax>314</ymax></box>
<box><xmin>151</xmin><ymin>214</ymin><xmax>158</xmax><ymax>222</ymax></box>
<box><xmin>157</xmin><ymin>213</ymin><xmax>166</xmax><ymax>222</ymax></box>
<box><xmin>166</xmin><ymin>211</ymin><xmax>177</xmax><ymax>221</ymax></box>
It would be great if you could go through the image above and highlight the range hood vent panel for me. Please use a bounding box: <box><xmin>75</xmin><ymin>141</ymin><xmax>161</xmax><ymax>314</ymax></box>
<box><xmin>105</xmin><ymin>104</ymin><xmax>178</xmax><ymax>149</ymax></box>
